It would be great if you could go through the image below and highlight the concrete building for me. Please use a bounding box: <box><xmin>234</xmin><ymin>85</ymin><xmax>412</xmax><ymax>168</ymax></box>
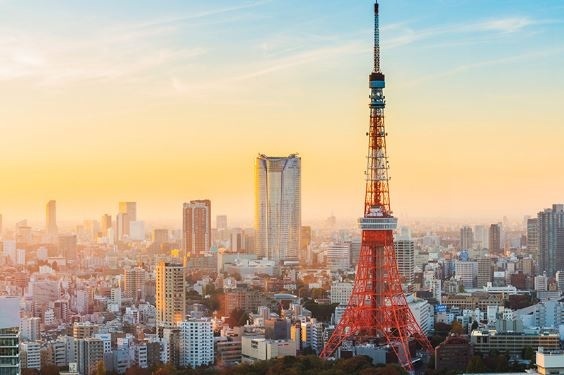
<box><xmin>20</xmin><ymin>317</ymin><xmax>40</xmax><ymax>341</ymax></box>
<box><xmin>182</xmin><ymin>200</ymin><xmax>211</xmax><ymax>259</ymax></box>
<box><xmin>477</xmin><ymin>257</ymin><xmax>492</xmax><ymax>288</ymax></box>
<box><xmin>330</xmin><ymin>282</ymin><xmax>353</xmax><ymax>305</ymax></box>
<box><xmin>255</xmin><ymin>154</ymin><xmax>301</xmax><ymax>264</ymax></box>
<box><xmin>460</xmin><ymin>226</ymin><xmax>473</xmax><ymax>250</ymax></box>
<box><xmin>537</xmin><ymin>348</ymin><xmax>564</xmax><ymax>375</ymax></box>
<box><xmin>75</xmin><ymin>338</ymin><xmax>104</xmax><ymax>375</ymax></box>
<box><xmin>46</xmin><ymin>200</ymin><xmax>57</xmax><ymax>238</ymax></box>
<box><xmin>58</xmin><ymin>234</ymin><xmax>77</xmax><ymax>261</ymax></box>
<box><xmin>326</xmin><ymin>243</ymin><xmax>350</xmax><ymax>272</ymax></box>
<box><xmin>454</xmin><ymin>261</ymin><xmax>478</xmax><ymax>288</ymax></box>
<box><xmin>489</xmin><ymin>223</ymin><xmax>501</xmax><ymax>254</ymax></box>
<box><xmin>528</xmin><ymin>218</ymin><xmax>539</xmax><ymax>260</ymax></box>
<box><xmin>394</xmin><ymin>238</ymin><xmax>415</xmax><ymax>286</ymax></box>
<box><xmin>156</xmin><ymin>262</ymin><xmax>186</xmax><ymax>329</ymax></box>
<box><xmin>0</xmin><ymin>297</ymin><xmax>20</xmax><ymax>375</ymax></box>
<box><xmin>470</xmin><ymin>330</ymin><xmax>559</xmax><ymax>356</ymax></box>
<box><xmin>124</xmin><ymin>267</ymin><xmax>146</xmax><ymax>302</ymax></box>
<box><xmin>538</xmin><ymin>204</ymin><xmax>564</xmax><ymax>276</ymax></box>
<box><xmin>178</xmin><ymin>319</ymin><xmax>214</xmax><ymax>368</ymax></box>
<box><xmin>241</xmin><ymin>336</ymin><xmax>296</xmax><ymax>363</ymax></box>
<box><xmin>20</xmin><ymin>342</ymin><xmax>41</xmax><ymax>370</ymax></box>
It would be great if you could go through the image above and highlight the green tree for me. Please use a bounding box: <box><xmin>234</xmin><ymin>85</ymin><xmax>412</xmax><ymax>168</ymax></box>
<box><xmin>522</xmin><ymin>346</ymin><xmax>535</xmax><ymax>363</ymax></box>
<box><xmin>40</xmin><ymin>364</ymin><xmax>60</xmax><ymax>375</ymax></box>
<box><xmin>466</xmin><ymin>356</ymin><xmax>487</xmax><ymax>373</ymax></box>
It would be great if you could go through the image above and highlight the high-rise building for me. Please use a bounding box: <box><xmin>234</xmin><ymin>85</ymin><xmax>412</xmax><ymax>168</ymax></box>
<box><xmin>300</xmin><ymin>226</ymin><xmax>312</xmax><ymax>265</ymax></box>
<box><xmin>20</xmin><ymin>317</ymin><xmax>40</xmax><ymax>341</ymax></box>
<box><xmin>0</xmin><ymin>296</ymin><xmax>21</xmax><ymax>375</ymax></box>
<box><xmin>152</xmin><ymin>229</ymin><xmax>169</xmax><ymax>244</ymax></box>
<box><xmin>538</xmin><ymin>205</ymin><xmax>564</xmax><ymax>277</ymax></box>
<box><xmin>474</xmin><ymin>225</ymin><xmax>488</xmax><ymax>250</ymax></box>
<box><xmin>119</xmin><ymin>202</ymin><xmax>137</xmax><ymax>222</ymax></box>
<box><xmin>255</xmin><ymin>154</ymin><xmax>301</xmax><ymax>263</ymax></box>
<box><xmin>527</xmin><ymin>218</ymin><xmax>539</xmax><ymax>259</ymax></box>
<box><xmin>216</xmin><ymin>215</ymin><xmax>228</xmax><ymax>231</ymax></box>
<box><xmin>100</xmin><ymin>214</ymin><xmax>112</xmax><ymax>237</ymax></box>
<box><xmin>116</xmin><ymin>212</ymin><xmax>129</xmax><ymax>241</ymax></box>
<box><xmin>182</xmin><ymin>200</ymin><xmax>211</xmax><ymax>259</ymax></box>
<box><xmin>326</xmin><ymin>243</ymin><xmax>351</xmax><ymax>272</ymax></box>
<box><xmin>455</xmin><ymin>261</ymin><xmax>478</xmax><ymax>289</ymax></box>
<box><xmin>46</xmin><ymin>200</ymin><xmax>57</xmax><ymax>238</ymax></box>
<box><xmin>178</xmin><ymin>319</ymin><xmax>214</xmax><ymax>368</ymax></box>
<box><xmin>395</xmin><ymin>238</ymin><xmax>415</xmax><ymax>286</ymax></box>
<box><xmin>477</xmin><ymin>257</ymin><xmax>492</xmax><ymax>288</ymax></box>
<box><xmin>489</xmin><ymin>224</ymin><xmax>501</xmax><ymax>254</ymax></box>
<box><xmin>460</xmin><ymin>226</ymin><xmax>473</xmax><ymax>250</ymax></box>
<box><xmin>20</xmin><ymin>342</ymin><xmax>41</xmax><ymax>370</ymax></box>
<box><xmin>58</xmin><ymin>234</ymin><xmax>77</xmax><ymax>261</ymax></box>
<box><xmin>124</xmin><ymin>267</ymin><xmax>146</xmax><ymax>303</ymax></box>
<box><xmin>156</xmin><ymin>262</ymin><xmax>185</xmax><ymax>329</ymax></box>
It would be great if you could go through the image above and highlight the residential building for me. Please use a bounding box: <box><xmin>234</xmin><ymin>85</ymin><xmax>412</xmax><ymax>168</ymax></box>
<box><xmin>178</xmin><ymin>319</ymin><xmax>214</xmax><ymax>368</ymax></box>
<box><xmin>182</xmin><ymin>200</ymin><xmax>211</xmax><ymax>259</ymax></box>
<box><xmin>156</xmin><ymin>262</ymin><xmax>186</xmax><ymax>329</ymax></box>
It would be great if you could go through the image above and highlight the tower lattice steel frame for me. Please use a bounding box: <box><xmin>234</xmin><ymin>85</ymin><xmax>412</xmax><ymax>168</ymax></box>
<box><xmin>319</xmin><ymin>2</ymin><xmax>433</xmax><ymax>371</ymax></box>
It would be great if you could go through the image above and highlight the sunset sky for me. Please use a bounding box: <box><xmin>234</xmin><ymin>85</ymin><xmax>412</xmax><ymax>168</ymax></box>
<box><xmin>0</xmin><ymin>0</ymin><xmax>563</xmax><ymax>228</ymax></box>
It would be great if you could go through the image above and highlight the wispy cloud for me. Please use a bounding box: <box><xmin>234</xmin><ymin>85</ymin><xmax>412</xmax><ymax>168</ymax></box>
<box><xmin>402</xmin><ymin>47</ymin><xmax>564</xmax><ymax>87</ymax></box>
<box><xmin>383</xmin><ymin>16</ymin><xmax>543</xmax><ymax>50</ymax></box>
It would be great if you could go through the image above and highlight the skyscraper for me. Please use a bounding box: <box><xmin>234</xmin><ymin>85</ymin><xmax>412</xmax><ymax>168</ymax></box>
<box><xmin>182</xmin><ymin>200</ymin><xmax>211</xmax><ymax>259</ymax></box>
<box><xmin>489</xmin><ymin>224</ymin><xmax>501</xmax><ymax>254</ymax></box>
<box><xmin>100</xmin><ymin>214</ymin><xmax>112</xmax><ymax>237</ymax></box>
<box><xmin>118</xmin><ymin>202</ymin><xmax>136</xmax><ymax>238</ymax></box>
<box><xmin>460</xmin><ymin>226</ymin><xmax>473</xmax><ymax>250</ymax></box>
<box><xmin>394</xmin><ymin>237</ymin><xmax>415</xmax><ymax>287</ymax></box>
<box><xmin>527</xmin><ymin>218</ymin><xmax>539</xmax><ymax>260</ymax></box>
<box><xmin>477</xmin><ymin>257</ymin><xmax>492</xmax><ymax>288</ymax></box>
<box><xmin>255</xmin><ymin>154</ymin><xmax>301</xmax><ymax>264</ymax></box>
<box><xmin>155</xmin><ymin>262</ymin><xmax>185</xmax><ymax>329</ymax></box>
<box><xmin>46</xmin><ymin>200</ymin><xmax>57</xmax><ymax>237</ymax></box>
<box><xmin>538</xmin><ymin>204</ymin><xmax>564</xmax><ymax>277</ymax></box>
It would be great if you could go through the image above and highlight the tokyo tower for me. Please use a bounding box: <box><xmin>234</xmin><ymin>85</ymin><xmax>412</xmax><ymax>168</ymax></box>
<box><xmin>319</xmin><ymin>1</ymin><xmax>433</xmax><ymax>371</ymax></box>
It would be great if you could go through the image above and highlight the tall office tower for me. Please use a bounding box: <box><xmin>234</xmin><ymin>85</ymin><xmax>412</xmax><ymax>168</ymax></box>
<box><xmin>320</xmin><ymin>3</ymin><xmax>432</xmax><ymax>369</ymax></box>
<box><xmin>243</xmin><ymin>229</ymin><xmax>256</xmax><ymax>254</ymax></box>
<box><xmin>182</xmin><ymin>200</ymin><xmax>211</xmax><ymax>258</ymax></box>
<box><xmin>124</xmin><ymin>267</ymin><xmax>146</xmax><ymax>303</ymax></box>
<box><xmin>477</xmin><ymin>257</ymin><xmax>492</xmax><ymax>288</ymax></box>
<box><xmin>156</xmin><ymin>262</ymin><xmax>186</xmax><ymax>329</ymax></box>
<box><xmin>538</xmin><ymin>204</ymin><xmax>564</xmax><ymax>277</ymax></box>
<box><xmin>0</xmin><ymin>296</ymin><xmax>20</xmax><ymax>375</ymax></box>
<box><xmin>300</xmin><ymin>226</ymin><xmax>312</xmax><ymax>265</ymax></box>
<box><xmin>152</xmin><ymin>229</ymin><xmax>169</xmax><ymax>244</ymax></box>
<box><xmin>460</xmin><ymin>226</ymin><xmax>473</xmax><ymax>250</ymax></box>
<box><xmin>100</xmin><ymin>214</ymin><xmax>112</xmax><ymax>236</ymax></box>
<box><xmin>46</xmin><ymin>200</ymin><xmax>57</xmax><ymax>237</ymax></box>
<box><xmin>455</xmin><ymin>261</ymin><xmax>478</xmax><ymax>289</ymax></box>
<box><xmin>116</xmin><ymin>213</ymin><xmax>129</xmax><ymax>241</ymax></box>
<box><xmin>119</xmin><ymin>202</ymin><xmax>137</xmax><ymax>222</ymax></box>
<box><xmin>489</xmin><ymin>224</ymin><xmax>501</xmax><ymax>254</ymax></box>
<box><xmin>527</xmin><ymin>218</ymin><xmax>539</xmax><ymax>259</ymax></box>
<box><xmin>178</xmin><ymin>319</ymin><xmax>214</xmax><ymax>368</ymax></box>
<box><xmin>474</xmin><ymin>225</ymin><xmax>488</xmax><ymax>250</ymax></box>
<box><xmin>255</xmin><ymin>154</ymin><xmax>301</xmax><ymax>264</ymax></box>
<box><xmin>394</xmin><ymin>238</ymin><xmax>415</xmax><ymax>286</ymax></box>
<box><xmin>58</xmin><ymin>234</ymin><xmax>77</xmax><ymax>261</ymax></box>
<box><xmin>216</xmin><ymin>215</ymin><xmax>228</xmax><ymax>231</ymax></box>
<box><xmin>230</xmin><ymin>228</ymin><xmax>244</xmax><ymax>252</ymax></box>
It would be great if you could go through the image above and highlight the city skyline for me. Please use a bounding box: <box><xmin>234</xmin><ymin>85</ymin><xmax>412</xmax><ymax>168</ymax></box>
<box><xmin>1</xmin><ymin>0</ymin><xmax>563</xmax><ymax>226</ymax></box>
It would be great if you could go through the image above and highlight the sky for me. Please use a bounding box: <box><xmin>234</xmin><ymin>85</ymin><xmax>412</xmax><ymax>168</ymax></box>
<box><xmin>0</xmin><ymin>0</ymin><xmax>563</xmax><ymax>228</ymax></box>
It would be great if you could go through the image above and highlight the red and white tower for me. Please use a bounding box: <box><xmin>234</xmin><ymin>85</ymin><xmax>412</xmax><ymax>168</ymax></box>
<box><xmin>320</xmin><ymin>1</ymin><xmax>433</xmax><ymax>370</ymax></box>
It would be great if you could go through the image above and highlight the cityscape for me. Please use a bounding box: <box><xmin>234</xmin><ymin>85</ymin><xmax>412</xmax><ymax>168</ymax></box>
<box><xmin>1</xmin><ymin>1</ymin><xmax>564</xmax><ymax>375</ymax></box>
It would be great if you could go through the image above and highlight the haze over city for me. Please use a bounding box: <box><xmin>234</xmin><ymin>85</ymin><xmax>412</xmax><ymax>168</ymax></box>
<box><xmin>1</xmin><ymin>0</ymin><xmax>563</xmax><ymax>226</ymax></box>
